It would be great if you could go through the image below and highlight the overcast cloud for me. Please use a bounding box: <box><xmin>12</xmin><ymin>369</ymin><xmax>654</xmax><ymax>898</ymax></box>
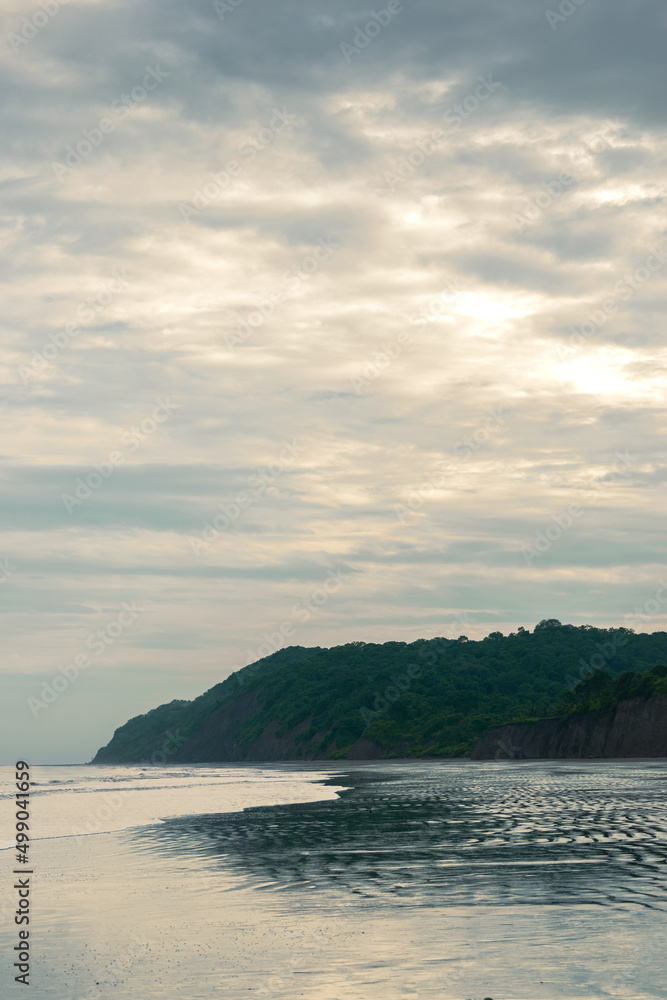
<box><xmin>1</xmin><ymin>0</ymin><xmax>666</xmax><ymax>762</ymax></box>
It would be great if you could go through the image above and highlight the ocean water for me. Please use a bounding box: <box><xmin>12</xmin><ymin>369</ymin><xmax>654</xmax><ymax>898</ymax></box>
<box><xmin>1</xmin><ymin>760</ymin><xmax>666</xmax><ymax>999</ymax></box>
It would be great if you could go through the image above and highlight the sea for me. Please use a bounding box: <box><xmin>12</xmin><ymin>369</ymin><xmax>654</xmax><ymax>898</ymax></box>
<box><xmin>1</xmin><ymin>759</ymin><xmax>666</xmax><ymax>999</ymax></box>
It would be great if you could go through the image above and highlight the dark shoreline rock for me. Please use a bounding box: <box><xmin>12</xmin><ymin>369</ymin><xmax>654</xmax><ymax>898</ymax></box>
<box><xmin>470</xmin><ymin>695</ymin><xmax>667</xmax><ymax>759</ymax></box>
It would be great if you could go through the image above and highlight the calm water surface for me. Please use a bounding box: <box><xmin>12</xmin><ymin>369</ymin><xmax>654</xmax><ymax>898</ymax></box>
<box><xmin>1</xmin><ymin>760</ymin><xmax>665</xmax><ymax>999</ymax></box>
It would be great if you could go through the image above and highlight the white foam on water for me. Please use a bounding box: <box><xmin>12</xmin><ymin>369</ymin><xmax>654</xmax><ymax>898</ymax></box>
<box><xmin>0</xmin><ymin>764</ymin><xmax>341</xmax><ymax>843</ymax></box>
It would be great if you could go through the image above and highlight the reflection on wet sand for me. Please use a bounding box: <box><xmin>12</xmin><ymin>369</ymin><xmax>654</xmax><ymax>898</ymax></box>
<box><xmin>134</xmin><ymin>762</ymin><xmax>667</xmax><ymax>912</ymax></box>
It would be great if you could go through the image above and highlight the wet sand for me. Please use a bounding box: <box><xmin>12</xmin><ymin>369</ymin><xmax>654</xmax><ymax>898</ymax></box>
<box><xmin>2</xmin><ymin>760</ymin><xmax>666</xmax><ymax>998</ymax></box>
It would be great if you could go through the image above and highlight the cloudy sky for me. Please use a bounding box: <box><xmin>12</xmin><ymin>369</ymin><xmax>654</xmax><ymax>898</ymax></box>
<box><xmin>2</xmin><ymin>0</ymin><xmax>666</xmax><ymax>763</ymax></box>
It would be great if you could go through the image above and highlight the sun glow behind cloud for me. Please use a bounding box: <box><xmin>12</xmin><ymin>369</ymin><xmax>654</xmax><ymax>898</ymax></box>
<box><xmin>1</xmin><ymin>0</ymin><xmax>667</xmax><ymax>761</ymax></box>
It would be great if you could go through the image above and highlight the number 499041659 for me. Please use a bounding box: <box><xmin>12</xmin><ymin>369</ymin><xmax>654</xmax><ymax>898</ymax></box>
<box><xmin>15</xmin><ymin>760</ymin><xmax>30</xmax><ymax>861</ymax></box>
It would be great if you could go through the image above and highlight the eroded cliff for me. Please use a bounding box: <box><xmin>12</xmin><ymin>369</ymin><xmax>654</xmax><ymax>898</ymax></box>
<box><xmin>471</xmin><ymin>696</ymin><xmax>667</xmax><ymax>759</ymax></box>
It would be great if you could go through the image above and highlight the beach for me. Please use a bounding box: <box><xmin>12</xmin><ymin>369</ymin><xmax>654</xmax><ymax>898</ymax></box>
<box><xmin>1</xmin><ymin>760</ymin><xmax>666</xmax><ymax>998</ymax></box>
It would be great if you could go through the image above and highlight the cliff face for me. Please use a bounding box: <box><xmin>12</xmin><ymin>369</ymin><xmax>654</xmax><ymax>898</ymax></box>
<box><xmin>169</xmin><ymin>693</ymin><xmax>387</xmax><ymax>762</ymax></box>
<box><xmin>170</xmin><ymin>691</ymin><xmax>330</xmax><ymax>762</ymax></box>
<box><xmin>470</xmin><ymin>696</ymin><xmax>667</xmax><ymax>760</ymax></box>
<box><xmin>92</xmin><ymin>628</ymin><xmax>667</xmax><ymax>764</ymax></box>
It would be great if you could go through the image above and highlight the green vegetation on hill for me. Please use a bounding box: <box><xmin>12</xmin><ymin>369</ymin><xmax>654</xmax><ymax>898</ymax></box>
<box><xmin>93</xmin><ymin>621</ymin><xmax>667</xmax><ymax>762</ymax></box>
<box><xmin>93</xmin><ymin>645</ymin><xmax>320</xmax><ymax>763</ymax></box>
<box><xmin>557</xmin><ymin>662</ymin><xmax>667</xmax><ymax>715</ymax></box>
